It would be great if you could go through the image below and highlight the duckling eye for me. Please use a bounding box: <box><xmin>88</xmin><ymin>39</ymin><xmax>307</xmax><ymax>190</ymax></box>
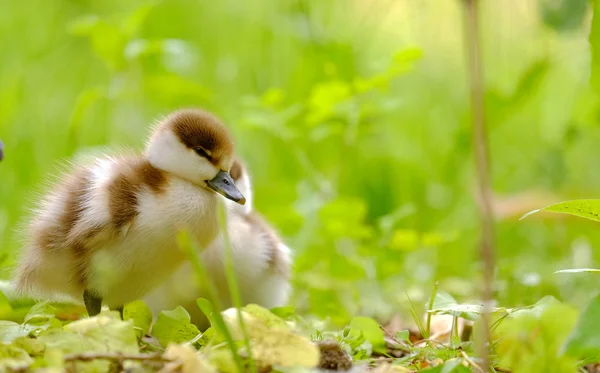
<box><xmin>194</xmin><ymin>147</ymin><xmax>210</xmax><ymax>159</ymax></box>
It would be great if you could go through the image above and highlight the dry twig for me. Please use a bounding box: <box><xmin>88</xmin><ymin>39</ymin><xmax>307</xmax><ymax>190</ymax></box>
<box><xmin>63</xmin><ymin>352</ymin><xmax>168</xmax><ymax>363</ymax></box>
<box><xmin>460</xmin><ymin>350</ymin><xmax>485</xmax><ymax>373</ymax></box>
<box><xmin>379</xmin><ymin>325</ymin><xmax>412</xmax><ymax>353</ymax></box>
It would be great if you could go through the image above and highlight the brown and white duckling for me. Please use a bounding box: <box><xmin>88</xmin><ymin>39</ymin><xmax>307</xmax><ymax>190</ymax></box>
<box><xmin>144</xmin><ymin>158</ymin><xmax>291</xmax><ymax>329</ymax></box>
<box><xmin>12</xmin><ymin>109</ymin><xmax>246</xmax><ymax>316</ymax></box>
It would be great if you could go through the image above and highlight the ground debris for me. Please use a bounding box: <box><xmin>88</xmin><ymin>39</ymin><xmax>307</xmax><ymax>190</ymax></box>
<box><xmin>317</xmin><ymin>340</ymin><xmax>353</xmax><ymax>371</ymax></box>
<box><xmin>370</xmin><ymin>363</ymin><xmax>412</xmax><ymax>373</ymax></box>
<box><xmin>586</xmin><ymin>363</ymin><xmax>600</xmax><ymax>373</ymax></box>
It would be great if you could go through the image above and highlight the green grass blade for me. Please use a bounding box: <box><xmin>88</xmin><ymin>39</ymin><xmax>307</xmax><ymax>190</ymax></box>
<box><xmin>217</xmin><ymin>201</ymin><xmax>257</xmax><ymax>373</ymax></box>
<box><xmin>406</xmin><ymin>293</ymin><xmax>427</xmax><ymax>339</ymax></box>
<box><xmin>554</xmin><ymin>268</ymin><xmax>600</xmax><ymax>274</ymax></box>
<box><xmin>177</xmin><ymin>230</ymin><xmax>244</xmax><ymax>373</ymax></box>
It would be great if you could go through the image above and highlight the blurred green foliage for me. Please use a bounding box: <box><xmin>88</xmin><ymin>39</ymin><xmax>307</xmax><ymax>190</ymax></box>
<box><xmin>2</xmin><ymin>0</ymin><xmax>600</xmax><ymax>333</ymax></box>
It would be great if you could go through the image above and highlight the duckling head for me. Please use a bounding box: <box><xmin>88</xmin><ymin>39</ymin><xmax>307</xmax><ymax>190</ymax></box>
<box><xmin>146</xmin><ymin>109</ymin><xmax>246</xmax><ymax>205</ymax></box>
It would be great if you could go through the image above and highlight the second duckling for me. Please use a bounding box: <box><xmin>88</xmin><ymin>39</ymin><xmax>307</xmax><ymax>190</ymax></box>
<box><xmin>144</xmin><ymin>159</ymin><xmax>292</xmax><ymax>329</ymax></box>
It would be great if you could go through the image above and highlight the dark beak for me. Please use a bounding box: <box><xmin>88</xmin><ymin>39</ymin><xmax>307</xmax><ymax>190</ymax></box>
<box><xmin>207</xmin><ymin>170</ymin><xmax>246</xmax><ymax>205</ymax></box>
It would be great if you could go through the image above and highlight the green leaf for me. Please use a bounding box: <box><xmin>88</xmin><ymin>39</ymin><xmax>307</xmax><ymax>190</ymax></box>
<box><xmin>562</xmin><ymin>294</ymin><xmax>600</xmax><ymax>360</ymax></box>
<box><xmin>270</xmin><ymin>306</ymin><xmax>295</xmax><ymax>319</ymax></box>
<box><xmin>24</xmin><ymin>301</ymin><xmax>57</xmax><ymax>324</ymax></box>
<box><xmin>0</xmin><ymin>289</ymin><xmax>13</xmax><ymax>320</ymax></box>
<box><xmin>319</xmin><ymin>198</ymin><xmax>372</xmax><ymax>240</ymax></box>
<box><xmin>196</xmin><ymin>298</ymin><xmax>217</xmax><ymax>329</ymax></box>
<box><xmin>11</xmin><ymin>336</ymin><xmax>45</xmax><ymax>356</ymax></box>
<box><xmin>124</xmin><ymin>38</ymin><xmax>193</xmax><ymax>61</ymax></box>
<box><xmin>539</xmin><ymin>0</ymin><xmax>588</xmax><ymax>32</ymax></box>
<box><xmin>509</xmin><ymin>60</ymin><xmax>549</xmax><ymax>106</ymax></box>
<box><xmin>521</xmin><ymin>199</ymin><xmax>600</xmax><ymax>222</ymax></box>
<box><xmin>37</xmin><ymin>315</ymin><xmax>139</xmax><ymax>372</ymax></box>
<box><xmin>243</xmin><ymin>304</ymin><xmax>289</xmax><ymax>329</ymax></box>
<box><xmin>554</xmin><ymin>268</ymin><xmax>600</xmax><ymax>274</ymax></box>
<box><xmin>151</xmin><ymin>306</ymin><xmax>200</xmax><ymax>347</ymax></box>
<box><xmin>0</xmin><ymin>344</ymin><xmax>32</xmax><ymax>371</ymax></box>
<box><xmin>342</xmin><ymin>326</ymin><xmax>351</xmax><ymax>338</ymax></box>
<box><xmin>195</xmin><ymin>327</ymin><xmax>215</xmax><ymax>347</ymax></box>
<box><xmin>348</xmin><ymin>316</ymin><xmax>386</xmax><ymax>353</ymax></box>
<box><xmin>429</xmin><ymin>290</ymin><xmax>477</xmax><ymax>320</ymax></box>
<box><xmin>123</xmin><ymin>300</ymin><xmax>153</xmax><ymax>338</ymax></box>
<box><xmin>430</xmin><ymin>290</ymin><xmax>458</xmax><ymax>310</ymax></box>
<box><xmin>0</xmin><ymin>301</ymin><xmax>61</xmax><ymax>342</ymax></box>
<box><xmin>427</xmin><ymin>290</ymin><xmax>510</xmax><ymax>321</ymax></box>
<box><xmin>0</xmin><ymin>321</ymin><xmax>36</xmax><ymax>343</ymax></box>
<box><xmin>306</xmin><ymin>81</ymin><xmax>352</xmax><ymax>125</ymax></box>
<box><xmin>396</xmin><ymin>329</ymin><xmax>410</xmax><ymax>343</ymax></box>
<box><xmin>62</xmin><ymin>315</ymin><xmax>139</xmax><ymax>353</ymax></box>
<box><xmin>495</xmin><ymin>297</ymin><xmax>578</xmax><ymax>371</ymax></box>
<box><xmin>121</xmin><ymin>2</ymin><xmax>157</xmax><ymax>38</ymax></box>
<box><xmin>67</xmin><ymin>15</ymin><xmax>101</xmax><ymax>35</ymax></box>
<box><xmin>392</xmin><ymin>47</ymin><xmax>423</xmax><ymax>65</ymax></box>
<box><xmin>441</xmin><ymin>358</ymin><xmax>469</xmax><ymax>373</ymax></box>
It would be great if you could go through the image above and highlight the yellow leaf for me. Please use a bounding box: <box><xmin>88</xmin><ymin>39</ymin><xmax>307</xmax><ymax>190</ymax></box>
<box><xmin>164</xmin><ymin>343</ymin><xmax>216</xmax><ymax>373</ymax></box>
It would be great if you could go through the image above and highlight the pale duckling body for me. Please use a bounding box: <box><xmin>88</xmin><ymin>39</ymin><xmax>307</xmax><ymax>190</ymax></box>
<box><xmin>144</xmin><ymin>159</ymin><xmax>291</xmax><ymax>329</ymax></box>
<box><xmin>13</xmin><ymin>109</ymin><xmax>245</xmax><ymax>315</ymax></box>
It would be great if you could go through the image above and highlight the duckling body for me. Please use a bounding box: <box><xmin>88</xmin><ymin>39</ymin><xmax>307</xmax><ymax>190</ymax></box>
<box><xmin>145</xmin><ymin>160</ymin><xmax>291</xmax><ymax>328</ymax></box>
<box><xmin>13</xmin><ymin>109</ymin><xmax>245</xmax><ymax>314</ymax></box>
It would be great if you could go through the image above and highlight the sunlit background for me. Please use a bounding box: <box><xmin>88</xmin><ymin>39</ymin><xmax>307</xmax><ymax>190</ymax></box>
<box><xmin>0</xmin><ymin>0</ymin><xmax>597</xmax><ymax>325</ymax></box>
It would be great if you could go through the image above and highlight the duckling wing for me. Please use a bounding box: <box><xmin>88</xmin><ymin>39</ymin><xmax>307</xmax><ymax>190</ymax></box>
<box><xmin>14</xmin><ymin>156</ymin><xmax>168</xmax><ymax>298</ymax></box>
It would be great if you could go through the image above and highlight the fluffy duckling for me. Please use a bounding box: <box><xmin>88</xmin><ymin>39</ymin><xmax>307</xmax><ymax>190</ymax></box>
<box><xmin>13</xmin><ymin>109</ymin><xmax>245</xmax><ymax>316</ymax></box>
<box><xmin>144</xmin><ymin>158</ymin><xmax>291</xmax><ymax>329</ymax></box>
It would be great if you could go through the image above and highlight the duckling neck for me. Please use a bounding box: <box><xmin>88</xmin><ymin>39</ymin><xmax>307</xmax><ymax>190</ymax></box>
<box><xmin>166</xmin><ymin>175</ymin><xmax>221</xmax><ymax>247</ymax></box>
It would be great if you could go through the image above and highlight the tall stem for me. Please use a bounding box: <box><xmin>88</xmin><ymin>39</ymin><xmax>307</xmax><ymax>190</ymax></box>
<box><xmin>462</xmin><ymin>0</ymin><xmax>494</xmax><ymax>369</ymax></box>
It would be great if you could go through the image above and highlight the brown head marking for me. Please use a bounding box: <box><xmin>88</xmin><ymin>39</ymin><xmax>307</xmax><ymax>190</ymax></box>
<box><xmin>166</xmin><ymin>109</ymin><xmax>235</xmax><ymax>167</ymax></box>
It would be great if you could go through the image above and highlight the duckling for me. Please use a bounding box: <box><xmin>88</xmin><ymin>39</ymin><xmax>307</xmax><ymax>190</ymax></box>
<box><xmin>12</xmin><ymin>109</ymin><xmax>246</xmax><ymax>316</ymax></box>
<box><xmin>144</xmin><ymin>158</ymin><xmax>291</xmax><ymax>329</ymax></box>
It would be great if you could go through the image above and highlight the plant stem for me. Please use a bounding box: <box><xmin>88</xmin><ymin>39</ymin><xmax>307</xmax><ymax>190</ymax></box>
<box><xmin>452</xmin><ymin>316</ymin><xmax>459</xmax><ymax>349</ymax></box>
<box><xmin>462</xmin><ymin>0</ymin><xmax>495</xmax><ymax>369</ymax></box>
<box><xmin>425</xmin><ymin>281</ymin><xmax>439</xmax><ymax>338</ymax></box>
